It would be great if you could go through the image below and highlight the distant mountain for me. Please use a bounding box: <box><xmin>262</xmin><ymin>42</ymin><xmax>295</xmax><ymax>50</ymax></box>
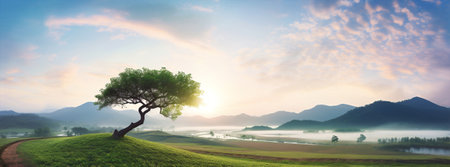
<box><xmin>36</xmin><ymin>102</ymin><xmax>354</xmax><ymax>127</ymax></box>
<box><xmin>0</xmin><ymin>113</ymin><xmax>59</xmax><ymax>129</ymax></box>
<box><xmin>296</xmin><ymin>104</ymin><xmax>355</xmax><ymax>121</ymax></box>
<box><xmin>171</xmin><ymin>104</ymin><xmax>354</xmax><ymax>126</ymax></box>
<box><xmin>277</xmin><ymin>97</ymin><xmax>450</xmax><ymax>130</ymax></box>
<box><xmin>398</xmin><ymin>96</ymin><xmax>448</xmax><ymax>111</ymax></box>
<box><xmin>0</xmin><ymin>110</ymin><xmax>19</xmax><ymax>116</ymax></box>
<box><xmin>40</xmin><ymin>102</ymin><xmax>141</xmax><ymax>126</ymax></box>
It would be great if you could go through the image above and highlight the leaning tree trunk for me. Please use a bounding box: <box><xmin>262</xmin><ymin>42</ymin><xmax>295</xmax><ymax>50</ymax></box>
<box><xmin>112</xmin><ymin>111</ymin><xmax>146</xmax><ymax>139</ymax></box>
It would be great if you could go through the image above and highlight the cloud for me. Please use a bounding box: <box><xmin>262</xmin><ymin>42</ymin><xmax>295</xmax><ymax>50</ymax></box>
<box><xmin>191</xmin><ymin>5</ymin><xmax>214</xmax><ymax>13</ymax></box>
<box><xmin>45</xmin><ymin>10</ymin><xmax>215</xmax><ymax>53</ymax></box>
<box><xmin>422</xmin><ymin>0</ymin><xmax>442</xmax><ymax>5</ymax></box>
<box><xmin>5</xmin><ymin>68</ymin><xmax>20</xmax><ymax>75</ymax></box>
<box><xmin>237</xmin><ymin>0</ymin><xmax>449</xmax><ymax>101</ymax></box>
<box><xmin>20</xmin><ymin>45</ymin><xmax>40</xmax><ymax>61</ymax></box>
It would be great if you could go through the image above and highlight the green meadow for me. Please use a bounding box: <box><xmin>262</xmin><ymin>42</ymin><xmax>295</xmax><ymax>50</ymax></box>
<box><xmin>8</xmin><ymin>131</ymin><xmax>448</xmax><ymax>166</ymax></box>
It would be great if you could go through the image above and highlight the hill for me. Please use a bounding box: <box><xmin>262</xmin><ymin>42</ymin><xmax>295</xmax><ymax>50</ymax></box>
<box><xmin>0</xmin><ymin>110</ymin><xmax>19</xmax><ymax>116</ymax></box>
<box><xmin>277</xmin><ymin>120</ymin><xmax>324</xmax><ymax>130</ymax></box>
<box><xmin>0</xmin><ymin>114</ymin><xmax>59</xmax><ymax>129</ymax></box>
<box><xmin>243</xmin><ymin>126</ymin><xmax>273</xmax><ymax>131</ymax></box>
<box><xmin>277</xmin><ymin>97</ymin><xmax>450</xmax><ymax>130</ymax></box>
<box><xmin>17</xmin><ymin>134</ymin><xmax>294</xmax><ymax>166</ymax></box>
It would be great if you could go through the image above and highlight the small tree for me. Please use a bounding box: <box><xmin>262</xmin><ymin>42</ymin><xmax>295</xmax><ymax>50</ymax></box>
<box><xmin>331</xmin><ymin>135</ymin><xmax>339</xmax><ymax>143</ymax></box>
<box><xmin>95</xmin><ymin>67</ymin><xmax>202</xmax><ymax>138</ymax></box>
<box><xmin>357</xmin><ymin>134</ymin><xmax>366</xmax><ymax>143</ymax></box>
<box><xmin>72</xmin><ymin>127</ymin><xmax>89</xmax><ymax>136</ymax></box>
<box><xmin>209</xmin><ymin>131</ymin><xmax>215</xmax><ymax>136</ymax></box>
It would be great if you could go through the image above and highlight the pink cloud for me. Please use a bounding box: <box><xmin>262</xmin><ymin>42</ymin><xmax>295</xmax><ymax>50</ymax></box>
<box><xmin>191</xmin><ymin>5</ymin><xmax>214</xmax><ymax>13</ymax></box>
<box><xmin>5</xmin><ymin>68</ymin><xmax>20</xmax><ymax>75</ymax></box>
<box><xmin>46</xmin><ymin>12</ymin><xmax>214</xmax><ymax>53</ymax></box>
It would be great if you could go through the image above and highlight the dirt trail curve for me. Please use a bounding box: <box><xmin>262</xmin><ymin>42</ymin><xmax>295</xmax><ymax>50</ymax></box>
<box><xmin>1</xmin><ymin>141</ymin><xmax>26</xmax><ymax>167</ymax></box>
<box><xmin>1</xmin><ymin>138</ymin><xmax>39</xmax><ymax>167</ymax></box>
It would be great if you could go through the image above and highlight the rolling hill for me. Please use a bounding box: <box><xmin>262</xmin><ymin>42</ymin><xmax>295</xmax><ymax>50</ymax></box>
<box><xmin>17</xmin><ymin>133</ymin><xmax>294</xmax><ymax>166</ymax></box>
<box><xmin>277</xmin><ymin>97</ymin><xmax>450</xmax><ymax>130</ymax></box>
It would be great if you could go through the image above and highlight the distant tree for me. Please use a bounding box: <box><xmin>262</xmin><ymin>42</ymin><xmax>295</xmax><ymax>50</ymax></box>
<box><xmin>66</xmin><ymin>130</ymin><xmax>73</xmax><ymax>137</ymax></box>
<box><xmin>34</xmin><ymin>127</ymin><xmax>51</xmax><ymax>137</ymax></box>
<box><xmin>357</xmin><ymin>134</ymin><xmax>366</xmax><ymax>143</ymax></box>
<box><xmin>71</xmin><ymin>127</ymin><xmax>89</xmax><ymax>136</ymax></box>
<box><xmin>331</xmin><ymin>135</ymin><xmax>339</xmax><ymax>143</ymax></box>
<box><xmin>95</xmin><ymin>67</ymin><xmax>202</xmax><ymax>139</ymax></box>
<box><xmin>209</xmin><ymin>131</ymin><xmax>215</xmax><ymax>136</ymax></box>
<box><xmin>1</xmin><ymin>134</ymin><xmax>6</xmax><ymax>138</ymax></box>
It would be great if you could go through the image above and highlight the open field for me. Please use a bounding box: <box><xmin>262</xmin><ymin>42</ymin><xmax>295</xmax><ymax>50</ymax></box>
<box><xmin>127</xmin><ymin>131</ymin><xmax>450</xmax><ymax>166</ymax></box>
<box><xmin>3</xmin><ymin>131</ymin><xmax>447</xmax><ymax>166</ymax></box>
<box><xmin>17</xmin><ymin>133</ymin><xmax>302</xmax><ymax>166</ymax></box>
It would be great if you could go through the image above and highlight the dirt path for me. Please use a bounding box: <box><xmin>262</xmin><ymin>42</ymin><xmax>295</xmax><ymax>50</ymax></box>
<box><xmin>1</xmin><ymin>140</ymin><xmax>27</xmax><ymax>167</ymax></box>
<box><xmin>186</xmin><ymin>149</ymin><xmax>450</xmax><ymax>164</ymax></box>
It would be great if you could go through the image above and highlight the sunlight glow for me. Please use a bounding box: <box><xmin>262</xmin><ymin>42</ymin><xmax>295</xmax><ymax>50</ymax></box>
<box><xmin>198</xmin><ymin>89</ymin><xmax>220</xmax><ymax>113</ymax></box>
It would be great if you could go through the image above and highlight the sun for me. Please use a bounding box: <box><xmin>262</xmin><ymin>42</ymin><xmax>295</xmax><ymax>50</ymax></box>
<box><xmin>198</xmin><ymin>90</ymin><xmax>220</xmax><ymax>112</ymax></box>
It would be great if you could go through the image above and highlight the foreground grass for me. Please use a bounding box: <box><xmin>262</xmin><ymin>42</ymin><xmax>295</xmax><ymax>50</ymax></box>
<box><xmin>18</xmin><ymin>133</ymin><xmax>300</xmax><ymax>167</ymax></box>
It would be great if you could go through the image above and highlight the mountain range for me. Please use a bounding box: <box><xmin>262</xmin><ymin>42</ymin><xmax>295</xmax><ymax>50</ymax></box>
<box><xmin>278</xmin><ymin>97</ymin><xmax>450</xmax><ymax>130</ymax></box>
<box><xmin>2</xmin><ymin>96</ymin><xmax>448</xmax><ymax>130</ymax></box>
<box><xmin>13</xmin><ymin>102</ymin><xmax>353</xmax><ymax>127</ymax></box>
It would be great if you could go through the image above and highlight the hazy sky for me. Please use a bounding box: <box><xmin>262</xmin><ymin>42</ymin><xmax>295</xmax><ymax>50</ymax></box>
<box><xmin>1</xmin><ymin>0</ymin><xmax>449</xmax><ymax>117</ymax></box>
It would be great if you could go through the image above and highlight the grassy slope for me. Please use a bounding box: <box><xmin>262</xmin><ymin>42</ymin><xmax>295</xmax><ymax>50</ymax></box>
<box><xmin>17</xmin><ymin>134</ymin><xmax>298</xmax><ymax>167</ymax></box>
<box><xmin>128</xmin><ymin>131</ymin><xmax>223</xmax><ymax>146</ymax></box>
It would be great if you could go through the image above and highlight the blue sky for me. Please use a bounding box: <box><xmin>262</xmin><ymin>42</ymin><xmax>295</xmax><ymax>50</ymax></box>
<box><xmin>1</xmin><ymin>0</ymin><xmax>449</xmax><ymax>117</ymax></box>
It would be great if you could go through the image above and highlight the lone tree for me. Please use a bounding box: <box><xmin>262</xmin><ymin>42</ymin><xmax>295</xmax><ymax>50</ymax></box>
<box><xmin>95</xmin><ymin>67</ymin><xmax>202</xmax><ymax>138</ymax></box>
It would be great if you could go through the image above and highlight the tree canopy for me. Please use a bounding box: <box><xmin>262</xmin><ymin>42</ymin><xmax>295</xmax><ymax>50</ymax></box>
<box><xmin>95</xmin><ymin>67</ymin><xmax>202</xmax><ymax>138</ymax></box>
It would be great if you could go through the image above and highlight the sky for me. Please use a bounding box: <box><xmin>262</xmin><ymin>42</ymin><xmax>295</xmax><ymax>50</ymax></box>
<box><xmin>1</xmin><ymin>0</ymin><xmax>449</xmax><ymax>117</ymax></box>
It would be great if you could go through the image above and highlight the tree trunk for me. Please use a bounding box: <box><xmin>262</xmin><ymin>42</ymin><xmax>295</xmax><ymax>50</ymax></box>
<box><xmin>112</xmin><ymin>112</ymin><xmax>145</xmax><ymax>139</ymax></box>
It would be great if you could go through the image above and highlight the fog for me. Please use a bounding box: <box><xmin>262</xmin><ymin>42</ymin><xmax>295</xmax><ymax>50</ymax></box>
<box><xmin>241</xmin><ymin>130</ymin><xmax>450</xmax><ymax>142</ymax></box>
<box><xmin>404</xmin><ymin>147</ymin><xmax>450</xmax><ymax>156</ymax></box>
<box><xmin>173</xmin><ymin>127</ymin><xmax>450</xmax><ymax>142</ymax></box>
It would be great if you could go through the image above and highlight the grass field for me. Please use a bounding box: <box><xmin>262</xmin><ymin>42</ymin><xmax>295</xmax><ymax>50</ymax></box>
<box><xmin>17</xmin><ymin>133</ymin><xmax>302</xmax><ymax>167</ymax></box>
<box><xmin>128</xmin><ymin>131</ymin><xmax>223</xmax><ymax>146</ymax></box>
<box><xmin>15</xmin><ymin>132</ymin><xmax>450</xmax><ymax>166</ymax></box>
